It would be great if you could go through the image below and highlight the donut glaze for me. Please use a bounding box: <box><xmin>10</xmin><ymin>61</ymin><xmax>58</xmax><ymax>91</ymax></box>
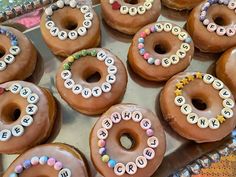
<box><xmin>3</xmin><ymin>143</ymin><xmax>89</xmax><ymax>177</ymax></box>
<box><xmin>101</xmin><ymin>0</ymin><xmax>161</xmax><ymax>35</ymax></box>
<box><xmin>162</xmin><ymin>0</ymin><xmax>204</xmax><ymax>10</ymax></box>
<box><xmin>187</xmin><ymin>1</ymin><xmax>236</xmax><ymax>53</ymax></box>
<box><xmin>0</xmin><ymin>81</ymin><xmax>57</xmax><ymax>154</ymax></box>
<box><xmin>216</xmin><ymin>47</ymin><xmax>236</xmax><ymax>99</ymax></box>
<box><xmin>40</xmin><ymin>6</ymin><xmax>100</xmax><ymax>57</ymax></box>
<box><xmin>56</xmin><ymin>48</ymin><xmax>127</xmax><ymax>115</ymax></box>
<box><xmin>0</xmin><ymin>26</ymin><xmax>37</xmax><ymax>84</ymax></box>
<box><xmin>90</xmin><ymin>104</ymin><xmax>166</xmax><ymax>177</ymax></box>
<box><xmin>160</xmin><ymin>72</ymin><xmax>236</xmax><ymax>143</ymax></box>
<box><xmin>128</xmin><ymin>22</ymin><xmax>194</xmax><ymax>82</ymax></box>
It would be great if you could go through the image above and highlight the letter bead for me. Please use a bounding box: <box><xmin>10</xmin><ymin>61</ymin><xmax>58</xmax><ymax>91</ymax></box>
<box><xmin>0</xmin><ymin>129</ymin><xmax>12</xmax><ymax>141</ymax></box>
<box><xmin>125</xmin><ymin>162</ymin><xmax>137</xmax><ymax>175</ymax></box>
<box><xmin>203</xmin><ymin>74</ymin><xmax>214</xmax><ymax>84</ymax></box>
<box><xmin>120</xmin><ymin>6</ymin><xmax>129</xmax><ymax>14</ymax></box>
<box><xmin>0</xmin><ymin>61</ymin><xmax>7</xmax><ymax>71</ymax></box>
<box><xmin>72</xmin><ymin>84</ymin><xmax>82</xmax><ymax>95</ymax></box>
<box><xmin>27</xmin><ymin>93</ymin><xmax>39</xmax><ymax>104</ymax></box>
<box><xmin>101</xmin><ymin>82</ymin><xmax>112</xmax><ymax>93</ymax></box>
<box><xmin>68</xmin><ymin>31</ymin><xmax>78</xmax><ymax>40</ymax></box>
<box><xmin>221</xmin><ymin>107</ymin><xmax>233</xmax><ymax>119</ymax></box>
<box><xmin>80</xmin><ymin>5</ymin><xmax>89</xmax><ymax>13</ymax></box>
<box><xmin>61</xmin><ymin>70</ymin><xmax>72</xmax><ymax>80</ymax></box>
<box><xmin>21</xmin><ymin>115</ymin><xmax>33</xmax><ymax>127</ymax></box>
<box><xmin>223</xmin><ymin>98</ymin><xmax>235</xmax><ymax>109</ymax></box>
<box><xmin>132</xmin><ymin>111</ymin><xmax>143</xmax><ymax>122</ymax></box>
<box><xmin>197</xmin><ymin>117</ymin><xmax>209</xmax><ymax>128</ymax></box>
<box><xmin>181</xmin><ymin>43</ymin><xmax>190</xmax><ymax>52</ymax></box>
<box><xmin>137</xmin><ymin>6</ymin><xmax>146</xmax><ymax>14</ymax></box>
<box><xmin>162</xmin><ymin>58</ymin><xmax>171</xmax><ymax>67</ymax></box>
<box><xmin>10</xmin><ymin>83</ymin><xmax>22</xmax><ymax>94</ymax></box>
<box><xmin>212</xmin><ymin>79</ymin><xmax>224</xmax><ymax>90</ymax></box>
<box><xmin>92</xmin><ymin>86</ymin><xmax>102</xmax><ymax>97</ymax></box>
<box><xmin>219</xmin><ymin>88</ymin><xmax>231</xmax><ymax>99</ymax></box>
<box><xmin>105</xmin><ymin>57</ymin><xmax>115</xmax><ymax>66</ymax></box>
<box><xmin>102</xmin><ymin>118</ymin><xmax>113</xmax><ymax>129</ymax></box>
<box><xmin>45</xmin><ymin>7</ymin><xmax>53</xmax><ymax>16</ymax></box>
<box><xmin>26</xmin><ymin>104</ymin><xmax>38</xmax><ymax>115</ymax></box>
<box><xmin>178</xmin><ymin>32</ymin><xmax>188</xmax><ymax>41</ymax></box>
<box><xmin>129</xmin><ymin>7</ymin><xmax>138</xmax><ymax>16</ymax></box>
<box><xmin>143</xmin><ymin>147</ymin><xmax>155</xmax><ymax>160</ymax></box>
<box><xmin>187</xmin><ymin>113</ymin><xmax>199</xmax><ymax>124</ymax></box>
<box><xmin>20</xmin><ymin>87</ymin><xmax>32</xmax><ymax>98</ymax></box>
<box><xmin>208</xmin><ymin>118</ymin><xmax>220</xmax><ymax>129</ymax></box>
<box><xmin>170</xmin><ymin>55</ymin><xmax>179</xmax><ymax>64</ymax></box>
<box><xmin>56</xmin><ymin>0</ymin><xmax>64</xmax><ymax>8</ymax></box>
<box><xmin>172</xmin><ymin>26</ymin><xmax>181</xmax><ymax>35</ymax></box>
<box><xmin>83</xmin><ymin>20</ymin><xmax>92</xmax><ymax>29</ymax></box>
<box><xmin>64</xmin><ymin>79</ymin><xmax>75</xmax><ymax>89</ymax></box>
<box><xmin>97</xmin><ymin>128</ymin><xmax>108</xmax><ymax>140</ymax></box>
<box><xmin>174</xmin><ymin>96</ymin><xmax>186</xmax><ymax>106</ymax></box>
<box><xmin>107</xmin><ymin>65</ymin><xmax>117</xmax><ymax>74</ymax></box>
<box><xmin>50</xmin><ymin>27</ymin><xmax>59</xmax><ymax>37</ymax></box>
<box><xmin>176</xmin><ymin>49</ymin><xmax>186</xmax><ymax>59</ymax></box>
<box><xmin>164</xmin><ymin>23</ymin><xmax>172</xmax><ymax>32</ymax></box>
<box><xmin>106</xmin><ymin>74</ymin><xmax>116</xmax><ymax>84</ymax></box>
<box><xmin>181</xmin><ymin>104</ymin><xmax>192</xmax><ymax>115</ymax></box>
<box><xmin>122</xmin><ymin>110</ymin><xmax>132</xmax><ymax>120</ymax></box>
<box><xmin>144</xmin><ymin>1</ymin><xmax>152</xmax><ymax>10</ymax></box>
<box><xmin>9</xmin><ymin>46</ymin><xmax>20</xmax><ymax>55</ymax></box>
<box><xmin>111</xmin><ymin>112</ymin><xmax>122</xmax><ymax>123</ymax></box>
<box><xmin>140</xmin><ymin>119</ymin><xmax>152</xmax><ymax>130</ymax></box>
<box><xmin>82</xmin><ymin>88</ymin><xmax>92</xmax><ymax>98</ymax></box>
<box><xmin>4</xmin><ymin>54</ymin><xmax>15</xmax><ymax>64</ymax></box>
<box><xmin>97</xmin><ymin>50</ymin><xmax>107</xmax><ymax>61</ymax></box>
<box><xmin>114</xmin><ymin>163</ymin><xmax>126</xmax><ymax>176</ymax></box>
<box><xmin>58</xmin><ymin>31</ymin><xmax>68</xmax><ymax>40</ymax></box>
<box><xmin>155</xmin><ymin>23</ymin><xmax>164</xmax><ymax>32</ymax></box>
<box><xmin>11</xmin><ymin>125</ymin><xmax>24</xmax><ymax>137</ymax></box>
<box><xmin>135</xmin><ymin>156</ymin><xmax>147</xmax><ymax>169</ymax></box>
<box><xmin>147</xmin><ymin>136</ymin><xmax>159</xmax><ymax>148</ymax></box>
<box><xmin>45</xmin><ymin>21</ymin><xmax>54</xmax><ymax>29</ymax></box>
<box><xmin>58</xmin><ymin>168</ymin><xmax>72</xmax><ymax>177</ymax></box>
<box><xmin>77</xmin><ymin>27</ymin><xmax>87</xmax><ymax>36</ymax></box>
<box><xmin>84</xmin><ymin>12</ymin><xmax>93</xmax><ymax>20</ymax></box>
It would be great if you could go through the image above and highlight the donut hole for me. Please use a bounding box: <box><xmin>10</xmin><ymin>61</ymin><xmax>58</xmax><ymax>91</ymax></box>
<box><xmin>124</xmin><ymin>0</ymin><xmax>139</xmax><ymax>4</ymax></box>
<box><xmin>154</xmin><ymin>43</ymin><xmax>170</xmax><ymax>54</ymax></box>
<box><xmin>61</xmin><ymin>17</ymin><xmax>78</xmax><ymax>30</ymax></box>
<box><xmin>85</xmin><ymin>71</ymin><xmax>101</xmax><ymax>83</ymax></box>
<box><xmin>213</xmin><ymin>16</ymin><xmax>231</xmax><ymax>26</ymax></box>
<box><xmin>2</xmin><ymin>103</ymin><xmax>21</xmax><ymax>123</ymax></box>
<box><xmin>119</xmin><ymin>133</ymin><xmax>136</xmax><ymax>150</ymax></box>
<box><xmin>192</xmin><ymin>98</ymin><xmax>207</xmax><ymax>111</ymax></box>
<box><xmin>0</xmin><ymin>46</ymin><xmax>6</xmax><ymax>58</ymax></box>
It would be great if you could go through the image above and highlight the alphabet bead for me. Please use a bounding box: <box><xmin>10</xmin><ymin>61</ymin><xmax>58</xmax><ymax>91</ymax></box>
<box><xmin>26</xmin><ymin>104</ymin><xmax>38</xmax><ymax>115</ymax></box>
<box><xmin>135</xmin><ymin>156</ymin><xmax>147</xmax><ymax>169</ymax></box>
<box><xmin>21</xmin><ymin>115</ymin><xmax>33</xmax><ymax>127</ymax></box>
<box><xmin>187</xmin><ymin>113</ymin><xmax>199</xmax><ymax>124</ymax></box>
<box><xmin>197</xmin><ymin>117</ymin><xmax>209</xmax><ymax>128</ymax></box>
<box><xmin>72</xmin><ymin>84</ymin><xmax>83</xmax><ymax>95</ymax></box>
<box><xmin>125</xmin><ymin>162</ymin><xmax>137</xmax><ymax>175</ymax></box>
<box><xmin>208</xmin><ymin>118</ymin><xmax>220</xmax><ymax>129</ymax></box>
<box><xmin>12</xmin><ymin>125</ymin><xmax>24</xmax><ymax>137</ymax></box>
<box><xmin>147</xmin><ymin>136</ymin><xmax>159</xmax><ymax>148</ymax></box>
<box><xmin>221</xmin><ymin>107</ymin><xmax>233</xmax><ymax>118</ymax></box>
<box><xmin>140</xmin><ymin>119</ymin><xmax>152</xmax><ymax>130</ymax></box>
<box><xmin>174</xmin><ymin>96</ymin><xmax>185</xmax><ymax>106</ymax></box>
<box><xmin>203</xmin><ymin>74</ymin><xmax>214</xmax><ymax>84</ymax></box>
<box><xmin>10</xmin><ymin>83</ymin><xmax>22</xmax><ymax>94</ymax></box>
<box><xmin>92</xmin><ymin>87</ymin><xmax>102</xmax><ymax>97</ymax></box>
<box><xmin>0</xmin><ymin>61</ymin><xmax>6</xmax><ymax>71</ymax></box>
<box><xmin>223</xmin><ymin>98</ymin><xmax>235</xmax><ymax>108</ymax></box>
<box><xmin>27</xmin><ymin>93</ymin><xmax>39</xmax><ymax>104</ymax></box>
<box><xmin>81</xmin><ymin>88</ymin><xmax>92</xmax><ymax>98</ymax></box>
<box><xmin>97</xmin><ymin>128</ymin><xmax>108</xmax><ymax>140</ymax></box>
<box><xmin>58</xmin><ymin>168</ymin><xmax>71</xmax><ymax>177</ymax></box>
<box><xmin>181</xmin><ymin>104</ymin><xmax>192</xmax><ymax>115</ymax></box>
<box><xmin>143</xmin><ymin>147</ymin><xmax>155</xmax><ymax>160</ymax></box>
<box><xmin>114</xmin><ymin>163</ymin><xmax>125</xmax><ymax>176</ymax></box>
<box><xmin>131</xmin><ymin>111</ymin><xmax>143</xmax><ymax>122</ymax></box>
<box><xmin>20</xmin><ymin>87</ymin><xmax>32</xmax><ymax>98</ymax></box>
<box><xmin>0</xmin><ymin>129</ymin><xmax>12</xmax><ymax>141</ymax></box>
<box><xmin>102</xmin><ymin>118</ymin><xmax>113</xmax><ymax>129</ymax></box>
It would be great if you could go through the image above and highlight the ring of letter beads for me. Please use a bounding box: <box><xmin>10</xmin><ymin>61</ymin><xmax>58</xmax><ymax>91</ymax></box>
<box><xmin>61</xmin><ymin>49</ymin><xmax>117</xmax><ymax>99</ymax></box>
<box><xmin>97</xmin><ymin>110</ymin><xmax>159</xmax><ymax>175</ymax></box>
<box><xmin>8</xmin><ymin>156</ymin><xmax>71</xmax><ymax>177</ymax></box>
<box><xmin>199</xmin><ymin>0</ymin><xmax>236</xmax><ymax>37</ymax></box>
<box><xmin>137</xmin><ymin>22</ymin><xmax>192</xmax><ymax>67</ymax></box>
<box><xmin>45</xmin><ymin>0</ymin><xmax>94</xmax><ymax>40</ymax></box>
<box><xmin>174</xmin><ymin>72</ymin><xmax>235</xmax><ymax>129</ymax></box>
<box><xmin>109</xmin><ymin>0</ymin><xmax>154</xmax><ymax>16</ymax></box>
<box><xmin>0</xmin><ymin>83</ymin><xmax>39</xmax><ymax>142</ymax></box>
<box><xmin>0</xmin><ymin>27</ymin><xmax>21</xmax><ymax>71</ymax></box>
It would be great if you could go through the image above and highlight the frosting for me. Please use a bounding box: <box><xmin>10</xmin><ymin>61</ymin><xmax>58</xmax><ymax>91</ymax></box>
<box><xmin>61</xmin><ymin>49</ymin><xmax>117</xmax><ymax>99</ymax></box>
<box><xmin>137</xmin><ymin>22</ymin><xmax>192</xmax><ymax>67</ymax></box>
<box><xmin>0</xmin><ymin>83</ymin><xmax>39</xmax><ymax>141</ymax></box>
<box><xmin>96</xmin><ymin>110</ymin><xmax>159</xmax><ymax>175</ymax></box>
<box><xmin>200</xmin><ymin>0</ymin><xmax>236</xmax><ymax>36</ymax></box>
<box><xmin>0</xmin><ymin>27</ymin><xmax>21</xmax><ymax>71</ymax></box>
<box><xmin>44</xmin><ymin>0</ymin><xmax>94</xmax><ymax>40</ymax></box>
<box><xmin>174</xmin><ymin>72</ymin><xmax>235</xmax><ymax>129</ymax></box>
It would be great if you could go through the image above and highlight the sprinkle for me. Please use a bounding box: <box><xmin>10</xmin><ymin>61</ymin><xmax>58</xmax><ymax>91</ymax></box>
<box><xmin>181</xmin><ymin>78</ymin><xmax>189</xmax><ymax>85</ymax></box>
<box><xmin>91</xmin><ymin>50</ymin><xmax>97</xmax><ymax>56</ymax></box>
<box><xmin>138</xmin><ymin>38</ymin><xmax>144</xmax><ymax>43</ymax></box>
<box><xmin>99</xmin><ymin>147</ymin><xmax>106</xmax><ymax>155</ymax></box>
<box><xmin>146</xmin><ymin>129</ymin><xmax>154</xmax><ymax>136</ymax></box>
<box><xmin>150</xmin><ymin>26</ymin><xmax>155</xmax><ymax>32</ymax></box>
<box><xmin>145</xmin><ymin>28</ymin><xmax>151</xmax><ymax>35</ymax></box>
<box><xmin>139</xmin><ymin>48</ymin><xmax>145</xmax><ymax>55</ymax></box>
<box><xmin>73</xmin><ymin>53</ymin><xmax>81</xmax><ymax>59</ymax></box>
<box><xmin>54</xmin><ymin>161</ymin><xmax>63</xmax><ymax>170</ymax></box>
<box><xmin>98</xmin><ymin>139</ymin><xmax>106</xmax><ymax>147</ymax></box>
<box><xmin>174</xmin><ymin>89</ymin><xmax>182</xmax><ymax>96</ymax></box>
<box><xmin>67</xmin><ymin>56</ymin><xmax>74</xmax><ymax>62</ymax></box>
<box><xmin>81</xmin><ymin>50</ymin><xmax>88</xmax><ymax>56</ymax></box>
<box><xmin>147</xmin><ymin>57</ymin><xmax>155</xmax><ymax>64</ymax></box>
<box><xmin>187</xmin><ymin>75</ymin><xmax>195</xmax><ymax>81</ymax></box>
<box><xmin>47</xmin><ymin>158</ymin><xmax>56</xmax><ymax>166</ymax></box>
<box><xmin>14</xmin><ymin>165</ymin><xmax>23</xmax><ymax>173</ymax></box>
<box><xmin>138</xmin><ymin>43</ymin><xmax>144</xmax><ymax>49</ymax></box>
<box><xmin>195</xmin><ymin>72</ymin><xmax>203</xmax><ymax>79</ymax></box>
<box><xmin>108</xmin><ymin>159</ymin><xmax>117</xmax><ymax>168</ymax></box>
<box><xmin>102</xmin><ymin>155</ymin><xmax>110</xmax><ymax>163</ymax></box>
<box><xmin>31</xmin><ymin>156</ymin><xmax>39</xmax><ymax>165</ymax></box>
<box><xmin>175</xmin><ymin>82</ymin><xmax>184</xmax><ymax>89</ymax></box>
<box><xmin>154</xmin><ymin>59</ymin><xmax>161</xmax><ymax>66</ymax></box>
<box><xmin>63</xmin><ymin>63</ymin><xmax>70</xmax><ymax>70</ymax></box>
<box><xmin>39</xmin><ymin>156</ymin><xmax>48</xmax><ymax>165</ymax></box>
<box><xmin>140</xmin><ymin>32</ymin><xmax>146</xmax><ymax>38</ymax></box>
<box><xmin>143</xmin><ymin>53</ymin><xmax>150</xmax><ymax>60</ymax></box>
<box><xmin>184</xmin><ymin>37</ymin><xmax>192</xmax><ymax>44</ymax></box>
<box><xmin>23</xmin><ymin>159</ymin><xmax>31</xmax><ymax>169</ymax></box>
<box><xmin>217</xmin><ymin>115</ymin><xmax>226</xmax><ymax>123</ymax></box>
<box><xmin>9</xmin><ymin>173</ymin><xmax>18</xmax><ymax>177</ymax></box>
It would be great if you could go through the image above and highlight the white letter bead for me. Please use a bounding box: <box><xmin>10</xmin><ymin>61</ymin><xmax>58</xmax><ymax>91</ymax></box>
<box><xmin>181</xmin><ymin>104</ymin><xmax>192</xmax><ymax>115</ymax></box>
<box><xmin>120</xmin><ymin>6</ymin><xmax>129</xmax><ymax>14</ymax></box>
<box><xmin>147</xmin><ymin>136</ymin><xmax>159</xmax><ymax>148</ymax></box>
<box><xmin>97</xmin><ymin>50</ymin><xmax>107</xmax><ymax>61</ymax></box>
<box><xmin>21</xmin><ymin>115</ymin><xmax>33</xmax><ymax>127</ymax></box>
<box><xmin>20</xmin><ymin>87</ymin><xmax>32</xmax><ymax>98</ymax></box>
<box><xmin>77</xmin><ymin>27</ymin><xmax>87</xmax><ymax>36</ymax></box>
<box><xmin>135</xmin><ymin>156</ymin><xmax>147</xmax><ymax>169</ymax></box>
<box><xmin>129</xmin><ymin>7</ymin><xmax>137</xmax><ymax>16</ymax></box>
<box><xmin>82</xmin><ymin>88</ymin><xmax>92</xmax><ymax>98</ymax></box>
<box><xmin>12</xmin><ymin>125</ymin><xmax>24</xmax><ymax>137</ymax></box>
<box><xmin>72</xmin><ymin>84</ymin><xmax>83</xmax><ymax>95</ymax></box>
<box><xmin>226</xmin><ymin>27</ymin><xmax>235</xmax><ymax>36</ymax></box>
<box><xmin>105</xmin><ymin>57</ymin><xmax>114</xmax><ymax>66</ymax></box>
<box><xmin>172</xmin><ymin>26</ymin><xmax>181</xmax><ymax>35</ymax></box>
<box><xmin>92</xmin><ymin>86</ymin><xmax>102</xmax><ymax>97</ymax></box>
<box><xmin>155</xmin><ymin>23</ymin><xmax>163</xmax><ymax>32</ymax></box>
<box><xmin>221</xmin><ymin>107</ymin><xmax>233</xmax><ymax>118</ymax></box>
<box><xmin>45</xmin><ymin>7</ymin><xmax>53</xmax><ymax>16</ymax></box>
<box><xmin>97</xmin><ymin>128</ymin><xmax>108</xmax><ymax>139</ymax></box>
<box><xmin>64</xmin><ymin>79</ymin><xmax>75</xmax><ymax>89</ymax></box>
<box><xmin>102</xmin><ymin>118</ymin><xmax>113</xmax><ymax>129</ymax></box>
<box><xmin>64</xmin><ymin>0</ymin><xmax>70</xmax><ymax>5</ymax></box>
<box><xmin>68</xmin><ymin>31</ymin><xmax>78</xmax><ymax>40</ymax></box>
<box><xmin>140</xmin><ymin>119</ymin><xmax>152</xmax><ymax>130</ymax></box>
<box><xmin>107</xmin><ymin>65</ymin><xmax>117</xmax><ymax>74</ymax></box>
<box><xmin>10</xmin><ymin>83</ymin><xmax>22</xmax><ymax>94</ymax></box>
<box><xmin>56</xmin><ymin>0</ymin><xmax>64</xmax><ymax>8</ymax></box>
<box><xmin>84</xmin><ymin>12</ymin><xmax>93</xmax><ymax>20</ymax></box>
<box><xmin>187</xmin><ymin>112</ymin><xmax>199</xmax><ymax>124</ymax></box>
<box><xmin>197</xmin><ymin>117</ymin><xmax>209</xmax><ymax>128</ymax></box>
<box><xmin>106</xmin><ymin>74</ymin><xmax>116</xmax><ymax>84</ymax></box>
<box><xmin>203</xmin><ymin>74</ymin><xmax>214</xmax><ymax>84</ymax></box>
<box><xmin>162</xmin><ymin>58</ymin><xmax>171</xmax><ymax>67</ymax></box>
<box><xmin>27</xmin><ymin>93</ymin><xmax>39</xmax><ymax>104</ymax></box>
<box><xmin>144</xmin><ymin>2</ymin><xmax>152</xmax><ymax>10</ymax></box>
<box><xmin>223</xmin><ymin>98</ymin><xmax>235</xmax><ymax>109</ymax></box>
<box><xmin>164</xmin><ymin>23</ymin><xmax>172</xmax><ymax>32</ymax></box>
<box><xmin>58</xmin><ymin>31</ymin><xmax>68</xmax><ymax>40</ymax></box>
<box><xmin>58</xmin><ymin>168</ymin><xmax>71</xmax><ymax>177</ymax></box>
<box><xmin>111</xmin><ymin>112</ymin><xmax>122</xmax><ymax>123</ymax></box>
<box><xmin>137</xmin><ymin>6</ymin><xmax>146</xmax><ymax>14</ymax></box>
<box><xmin>207</xmin><ymin>23</ymin><xmax>217</xmax><ymax>32</ymax></box>
<box><xmin>212</xmin><ymin>79</ymin><xmax>224</xmax><ymax>90</ymax></box>
<box><xmin>83</xmin><ymin>20</ymin><xmax>92</xmax><ymax>29</ymax></box>
<box><xmin>181</xmin><ymin>43</ymin><xmax>190</xmax><ymax>52</ymax></box>
<box><xmin>69</xmin><ymin>0</ymin><xmax>77</xmax><ymax>8</ymax></box>
<box><xmin>170</xmin><ymin>55</ymin><xmax>179</xmax><ymax>64</ymax></box>
<box><xmin>143</xmin><ymin>147</ymin><xmax>155</xmax><ymax>160</ymax></box>
<box><xmin>101</xmin><ymin>82</ymin><xmax>112</xmax><ymax>92</ymax></box>
<box><xmin>125</xmin><ymin>162</ymin><xmax>137</xmax><ymax>175</ymax></box>
<box><xmin>219</xmin><ymin>88</ymin><xmax>231</xmax><ymax>99</ymax></box>
<box><xmin>122</xmin><ymin>110</ymin><xmax>132</xmax><ymax>120</ymax></box>
<box><xmin>9</xmin><ymin>46</ymin><xmax>21</xmax><ymax>55</ymax></box>
<box><xmin>26</xmin><ymin>104</ymin><xmax>38</xmax><ymax>115</ymax></box>
<box><xmin>176</xmin><ymin>49</ymin><xmax>186</xmax><ymax>59</ymax></box>
<box><xmin>209</xmin><ymin>118</ymin><xmax>220</xmax><ymax>129</ymax></box>
<box><xmin>50</xmin><ymin>27</ymin><xmax>59</xmax><ymax>37</ymax></box>
<box><xmin>80</xmin><ymin>5</ymin><xmax>89</xmax><ymax>13</ymax></box>
<box><xmin>0</xmin><ymin>129</ymin><xmax>11</xmax><ymax>141</ymax></box>
<box><xmin>4</xmin><ymin>54</ymin><xmax>15</xmax><ymax>64</ymax></box>
<box><xmin>178</xmin><ymin>32</ymin><xmax>188</xmax><ymax>41</ymax></box>
<box><xmin>61</xmin><ymin>70</ymin><xmax>72</xmax><ymax>80</ymax></box>
<box><xmin>228</xmin><ymin>1</ymin><xmax>236</xmax><ymax>9</ymax></box>
<box><xmin>174</xmin><ymin>96</ymin><xmax>185</xmax><ymax>106</ymax></box>
<box><xmin>114</xmin><ymin>163</ymin><xmax>126</xmax><ymax>176</ymax></box>
<box><xmin>0</xmin><ymin>61</ymin><xmax>6</xmax><ymax>71</ymax></box>
<box><xmin>132</xmin><ymin>111</ymin><xmax>143</xmax><ymax>122</ymax></box>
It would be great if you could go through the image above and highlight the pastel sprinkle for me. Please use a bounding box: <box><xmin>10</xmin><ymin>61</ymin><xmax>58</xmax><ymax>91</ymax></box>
<box><xmin>67</xmin><ymin>56</ymin><xmax>74</xmax><ymax>62</ymax></box>
<box><xmin>91</xmin><ymin>50</ymin><xmax>97</xmax><ymax>56</ymax></box>
<box><xmin>108</xmin><ymin>159</ymin><xmax>117</xmax><ymax>168</ymax></box>
<box><xmin>23</xmin><ymin>159</ymin><xmax>31</xmax><ymax>169</ymax></box>
<box><xmin>140</xmin><ymin>32</ymin><xmax>146</xmax><ymax>38</ymax></box>
<box><xmin>145</xmin><ymin>29</ymin><xmax>151</xmax><ymax>35</ymax></box>
<box><xmin>101</xmin><ymin>155</ymin><xmax>110</xmax><ymax>163</ymax></box>
<box><xmin>99</xmin><ymin>147</ymin><xmax>106</xmax><ymax>155</ymax></box>
<box><xmin>31</xmin><ymin>156</ymin><xmax>39</xmax><ymax>165</ymax></box>
<box><xmin>138</xmin><ymin>38</ymin><xmax>144</xmax><ymax>43</ymax></box>
<box><xmin>47</xmin><ymin>157</ymin><xmax>56</xmax><ymax>166</ymax></box>
<box><xmin>63</xmin><ymin>63</ymin><xmax>70</xmax><ymax>70</ymax></box>
<box><xmin>150</xmin><ymin>26</ymin><xmax>155</xmax><ymax>32</ymax></box>
<box><xmin>148</xmin><ymin>57</ymin><xmax>155</xmax><ymax>64</ymax></box>
<box><xmin>146</xmin><ymin>129</ymin><xmax>154</xmax><ymax>136</ymax></box>
<box><xmin>14</xmin><ymin>165</ymin><xmax>23</xmax><ymax>173</ymax></box>
<box><xmin>54</xmin><ymin>161</ymin><xmax>63</xmax><ymax>170</ymax></box>
<box><xmin>154</xmin><ymin>59</ymin><xmax>161</xmax><ymax>66</ymax></box>
<box><xmin>139</xmin><ymin>48</ymin><xmax>145</xmax><ymax>55</ymax></box>
<box><xmin>143</xmin><ymin>53</ymin><xmax>150</xmax><ymax>60</ymax></box>
<box><xmin>9</xmin><ymin>173</ymin><xmax>18</xmax><ymax>177</ymax></box>
<box><xmin>138</xmin><ymin>43</ymin><xmax>144</xmax><ymax>49</ymax></box>
<box><xmin>98</xmin><ymin>139</ymin><xmax>106</xmax><ymax>147</ymax></box>
<box><xmin>39</xmin><ymin>156</ymin><xmax>48</xmax><ymax>165</ymax></box>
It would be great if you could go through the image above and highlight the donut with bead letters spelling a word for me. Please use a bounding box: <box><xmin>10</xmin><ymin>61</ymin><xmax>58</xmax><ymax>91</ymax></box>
<box><xmin>40</xmin><ymin>0</ymin><xmax>100</xmax><ymax>57</ymax></box>
<box><xmin>101</xmin><ymin>0</ymin><xmax>161</xmax><ymax>35</ymax></box>
<box><xmin>56</xmin><ymin>48</ymin><xmax>127</xmax><ymax>115</ymax></box>
<box><xmin>3</xmin><ymin>143</ymin><xmax>89</xmax><ymax>177</ymax></box>
<box><xmin>128</xmin><ymin>22</ymin><xmax>194</xmax><ymax>81</ymax></box>
<box><xmin>187</xmin><ymin>0</ymin><xmax>236</xmax><ymax>53</ymax></box>
<box><xmin>0</xmin><ymin>81</ymin><xmax>57</xmax><ymax>154</ymax></box>
<box><xmin>160</xmin><ymin>72</ymin><xmax>236</xmax><ymax>143</ymax></box>
<box><xmin>90</xmin><ymin>104</ymin><xmax>166</xmax><ymax>177</ymax></box>
<box><xmin>0</xmin><ymin>26</ymin><xmax>37</xmax><ymax>84</ymax></box>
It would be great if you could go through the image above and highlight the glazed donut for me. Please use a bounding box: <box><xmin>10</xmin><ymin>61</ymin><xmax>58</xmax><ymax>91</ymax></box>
<box><xmin>0</xmin><ymin>81</ymin><xmax>57</xmax><ymax>154</ymax></box>
<box><xmin>162</xmin><ymin>0</ymin><xmax>204</xmax><ymax>10</ymax></box>
<box><xmin>128</xmin><ymin>22</ymin><xmax>194</xmax><ymax>81</ymax></box>
<box><xmin>216</xmin><ymin>47</ymin><xmax>236</xmax><ymax>99</ymax></box>
<box><xmin>101</xmin><ymin>0</ymin><xmax>161</xmax><ymax>35</ymax></box>
<box><xmin>40</xmin><ymin>0</ymin><xmax>100</xmax><ymax>57</ymax></box>
<box><xmin>187</xmin><ymin>0</ymin><xmax>236</xmax><ymax>53</ymax></box>
<box><xmin>90</xmin><ymin>104</ymin><xmax>166</xmax><ymax>177</ymax></box>
<box><xmin>3</xmin><ymin>143</ymin><xmax>89</xmax><ymax>177</ymax></box>
<box><xmin>56</xmin><ymin>48</ymin><xmax>127</xmax><ymax>115</ymax></box>
<box><xmin>0</xmin><ymin>26</ymin><xmax>37</xmax><ymax>84</ymax></box>
<box><xmin>160</xmin><ymin>71</ymin><xmax>236</xmax><ymax>143</ymax></box>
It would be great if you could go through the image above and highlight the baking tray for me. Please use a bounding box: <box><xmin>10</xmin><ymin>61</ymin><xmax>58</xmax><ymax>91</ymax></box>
<box><xmin>1</xmin><ymin>4</ymin><xmax>235</xmax><ymax>177</ymax></box>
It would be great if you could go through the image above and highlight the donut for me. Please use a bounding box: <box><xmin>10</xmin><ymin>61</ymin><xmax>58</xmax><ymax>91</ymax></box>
<box><xmin>187</xmin><ymin>0</ymin><xmax>236</xmax><ymax>53</ymax></box>
<box><xmin>90</xmin><ymin>104</ymin><xmax>166</xmax><ymax>177</ymax></box>
<box><xmin>0</xmin><ymin>81</ymin><xmax>57</xmax><ymax>154</ymax></box>
<box><xmin>0</xmin><ymin>26</ymin><xmax>37</xmax><ymax>84</ymax></box>
<box><xmin>128</xmin><ymin>22</ymin><xmax>194</xmax><ymax>82</ymax></box>
<box><xmin>40</xmin><ymin>0</ymin><xmax>100</xmax><ymax>57</ymax></box>
<box><xmin>162</xmin><ymin>0</ymin><xmax>204</xmax><ymax>10</ymax></box>
<box><xmin>3</xmin><ymin>143</ymin><xmax>89</xmax><ymax>177</ymax></box>
<box><xmin>160</xmin><ymin>71</ymin><xmax>236</xmax><ymax>143</ymax></box>
<box><xmin>56</xmin><ymin>48</ymin><xmax>127</xmax><ymax>115</ymax></box>
<box><xmin>216</xmin><ymin>47</ymin><xmax>236</xmax><ymax>99</ymax></box>
<box><xmin>101</xmin><ymin>0</ymin><xmax>161</xmax><ymax>35</ymax></box>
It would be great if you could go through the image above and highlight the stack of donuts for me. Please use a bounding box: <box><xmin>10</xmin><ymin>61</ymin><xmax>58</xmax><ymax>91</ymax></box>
<box><xmin>0</xmin><ymin>0</ymin><xmax>236</xmax><ymax>177</ymax></box>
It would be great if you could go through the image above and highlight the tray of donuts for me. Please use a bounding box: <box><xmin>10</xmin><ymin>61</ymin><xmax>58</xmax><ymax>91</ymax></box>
<box><xmin>0</xmin><ymin>0</ymin><xmax>236</xmax><ymax>177</ymax></box>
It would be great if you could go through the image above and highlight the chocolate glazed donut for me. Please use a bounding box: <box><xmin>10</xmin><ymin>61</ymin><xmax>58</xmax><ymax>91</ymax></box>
<box><xmin>3</xmin><ymin>143</ymin><xmax>89</xmax><ymax>177</ymax></box>
<box><xmin>187</xmin><ymin>0</ymin><xmax>236</xmax><ymax>53</ymax></box>
<box><xmin>162</xmin><ymin>0</ymin><xmax>204</xmax><ymax>10</ymax></box>
<box><xmin>160</xmin><ymin>72</ymin><xmax>236</xmax><ymax>143</ymax></box>
<box><xmin>216</xmin><ymin>47</ymin><xmax>236</xmax><ymax>99</ymax></box>
<box><xmin>0</xmin><ymin>81</ymin><xmax>57</xmax><ymax>154</ymax></box>
<box><xmin>90</xmin><ymin>104</ymin><xmax>166</xmax><ymax>177</ymax></box>
<box><xmin>0</xmin><ymin>26</ymin><xmax>37</xmax><ymax>84</ymax></box>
